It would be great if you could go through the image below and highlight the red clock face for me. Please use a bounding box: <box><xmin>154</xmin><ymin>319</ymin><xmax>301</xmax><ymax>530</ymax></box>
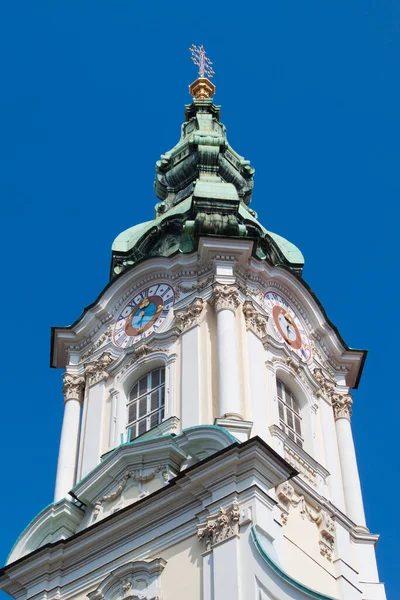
<box><xmin>272</xmin><ymin>305</ymin><xmax>302</xmax><ymax>350</ymax></box>
<box><xmin>264</xmin><ymin>292</ymin><xmax>311</xmax><ymax>363</ymax></box>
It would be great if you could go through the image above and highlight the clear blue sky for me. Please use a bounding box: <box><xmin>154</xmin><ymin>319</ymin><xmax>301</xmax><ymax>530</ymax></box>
<box><xmin>0</xmin><ymin>1</ymin><xmax>398</xmax><ymax>597</ymax></box>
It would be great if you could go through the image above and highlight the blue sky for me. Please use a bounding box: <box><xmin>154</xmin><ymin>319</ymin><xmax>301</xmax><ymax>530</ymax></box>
<box><xmin>0</xmin><ymin>1</ymin><xmax>398</xmax><ymax>597</ymax></box>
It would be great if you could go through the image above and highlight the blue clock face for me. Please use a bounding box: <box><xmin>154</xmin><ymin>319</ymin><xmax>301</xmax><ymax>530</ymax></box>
<box><xmin>113</xmin><ymin>283</ymin><xmax>175</xmax><ymax>348</ymax></box>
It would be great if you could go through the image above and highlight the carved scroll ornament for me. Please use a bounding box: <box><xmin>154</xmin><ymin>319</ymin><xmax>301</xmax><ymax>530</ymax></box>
<box><xmin>85</xmin><ymin>352</ymin><xmax>114</xmax><ymax>387</ymax></box>
<box><xmin>276</xmin><ymin>482</ymin><xmax>335</xmax><ymax>560</ymax></box>
<box><xmin>242</xmin><ymin>300</ymin><xmax>268</xmax><ymax>338</ymax></box>
<box><xmin>313</xmin><ymin>368</ymin><xmax>353</xmax><ymax>421</ymax></box>
<box><xmin>175</xmin><ymin>297</ymin><xmax>205</xmax><ymax>332</ymax></box>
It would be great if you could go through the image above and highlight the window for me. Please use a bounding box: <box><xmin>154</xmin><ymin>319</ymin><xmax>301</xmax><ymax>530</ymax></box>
<box><xmin>128</xmin><ymin>367</ymin><xmax>165</xmax><ymax>440</ymax></box>
<box><xmin>277</xmin><ymin>379</ymin><xmax>303</xmax><ymax>448</ymax></box>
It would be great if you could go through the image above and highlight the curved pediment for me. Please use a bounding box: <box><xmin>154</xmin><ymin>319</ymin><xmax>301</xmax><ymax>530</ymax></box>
<box><xmin>7</xmin><ymin>499</ymin><xmax>84</xmax><ymax>565</ymax></box>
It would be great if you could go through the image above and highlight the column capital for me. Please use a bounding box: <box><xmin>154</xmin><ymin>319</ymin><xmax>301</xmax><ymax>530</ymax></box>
<box><xmin>332</xmin><ymin>393</ymin><xmax>353</xmax><ymax>421</ymax></box>
<box><xmin>175</xmin><ymin>297</ymin><xmax>205</xmax><ymax>332</ymax></box>
<box><xmin>62</xmin><ymin>373</ymin><xmax>85</xmax><ymax>403</ymax></box>
<box><xmin>85</xmin><ymin>352</ymin><xmax>114</xmax><ymax>387</ymax></box>
<box><xmin>197</xmin><ymin>501</ymin><xmax>240</xmax><ymax>552</ymax></box>
<box><xmin>242</xmin><ymin>300</ymin><xmax>268</xmax><ymax>339</ymax></box>
<box><xmin>210</xmin><ymin>284</ymin><xmax>240</xmax><ymax>313</ymax></box>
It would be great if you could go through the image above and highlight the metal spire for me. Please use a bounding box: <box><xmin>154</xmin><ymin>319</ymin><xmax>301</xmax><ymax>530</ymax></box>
<box><xmin>189</xmin><ymin>45</ymin><xmax>215</xmax><ymax>79</ymax></box>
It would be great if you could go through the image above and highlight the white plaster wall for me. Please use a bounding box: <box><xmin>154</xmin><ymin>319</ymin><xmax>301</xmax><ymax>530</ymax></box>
<box><xmin>161</xmin><ymin>536</ymin><xmax>202</xmax><ymax>600</ymax></box>
<box><xmin>247</xmin><ymin>331</ymin><xmax>269</xmax><ymax>439</ymax></box>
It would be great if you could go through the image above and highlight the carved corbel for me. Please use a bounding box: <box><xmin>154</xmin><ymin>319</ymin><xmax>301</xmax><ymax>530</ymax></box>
<box><xmin>174</xmin><ymin>297</ymin><xmax>205</xmax><ymax>332</ymax></box>
<box><xmin>242</xmin><ymin>300</ymin><xmax>268</xmax><ymax>338</ymax></box>
<box><xmin>85</xmin><ymin>352</ymin><xmax>113</xmax><ymax>387</ymax></box>
<box><xmin>275</xmin><ymin>482</ymin><xmax>335</xmax><ymax>560</ymax></box>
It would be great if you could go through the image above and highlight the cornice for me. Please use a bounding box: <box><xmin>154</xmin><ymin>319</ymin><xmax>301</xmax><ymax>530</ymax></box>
<box><xmin>0</xmin><ymin>437</ymin><xmax>296</xmax><ymax>590</ymax></box>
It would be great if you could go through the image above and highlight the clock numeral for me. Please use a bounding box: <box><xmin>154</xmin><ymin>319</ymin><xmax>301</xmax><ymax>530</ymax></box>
<box><xmin>121</xmin><ymin>306</ymin><xmax>132</xmax><ymax>318</ymax></box>
<box><xmin>148</xmin><ymin>285</ymin><xmax>158</xmax><ymax>296</ymax></box>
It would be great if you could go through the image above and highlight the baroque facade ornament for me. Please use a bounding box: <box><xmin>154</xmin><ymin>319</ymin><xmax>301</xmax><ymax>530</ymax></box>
<box><xmin>174</xmin><ymin>298</ymin><xmax>205</xmax><ymax>332</ymax></box>
<box><xmin>331</xmin><ymin>393</ymin><xmax>353</xmax><ymax>420</ymax></box>
<box><xmin>118</xmin><ymin>345</ymin><xmax>170</xmax><ymax>379</ymax></box>
<box><xmin>80</xmin><ymin>325</ymin><xmax>113</xmax><ymax>363</ymax></box>
<box><xmin>313</xmin><ymin>368</ymin><xmax>352</xmax><ymax>421</ymax></box>
<box><xmin>87</xmin><ymin>559</ymin><xmax>166</xmax><ymax>600</ymax></box>
<box><xmin>197</xmin><ymin>501</ymin><xmax>240</xmax><ymax>552</ymax></box>
<box><xmin>276</xmin><ymin>482</ymin><xmax>335</xmax><ymax>560</ymax></box>
<box><xmin>62</xmin><ymin>373</ymin><xmax>85</xmax><ymax>403</ymax></box>
<box><xmin>175</xmin><ymin>276</ymin><xmax>213</xmax><ymax>300</ymax></box>
<box><xmin>85</xmin><ymin>352</ymin><xmax>114</xmax><ymax>387</ymax></box>
<box><xmin>210</xmin><ymin>284</ymin><xmax>240</xmax><ymax>313</ymax></box>
<box><xmin>93</xmin><ymin>466</ymin><xmax>169</xmax><ymax>521</ymax></box>
<box><xmin>242</xmin><ymin>300</ymin><xmax>268</xmax><ymax>338</ymax></box>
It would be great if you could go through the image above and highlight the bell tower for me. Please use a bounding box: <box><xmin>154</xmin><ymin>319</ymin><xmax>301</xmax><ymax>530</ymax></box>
<box><xmin>0</xmin><ymin>51</ymin><xmax>386</xmax><ymax>600</ymax></box>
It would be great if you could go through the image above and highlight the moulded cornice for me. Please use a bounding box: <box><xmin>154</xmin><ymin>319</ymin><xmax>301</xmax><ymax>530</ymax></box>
<box><xmin>51</xmin><ymin>253</ymin><xmax>214</xmax><ymax>368</ymax></box>
<box><xmin>0</xmin><ymin>437</ymin><xmax>297</xmax><ymax>595</ymax></box>
<box><xmin>6</xmin><ymin>500</ymin><xmax>84</xmax><ymax>566</ymax></box>
<box><xmin>240</xmin><ymin>257</ymin><xmax>367</xmax><ymax>388</ymax></box>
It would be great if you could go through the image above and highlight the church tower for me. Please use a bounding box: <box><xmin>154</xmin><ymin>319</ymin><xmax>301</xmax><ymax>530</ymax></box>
<box><xmin>0</xmin><ymin>50</ymin><xmax>386</xmax><ymax>600</ymax></box>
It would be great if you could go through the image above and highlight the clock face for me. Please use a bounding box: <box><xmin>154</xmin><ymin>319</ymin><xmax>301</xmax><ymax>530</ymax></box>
<box><xmin>264</xmin><ymin>292</ymin><xmax>311</xmax><ymax>362</ymax></box>
<box><xmin>113</xmin><ymin>283</ymin><xmax>175</xmax><ymax>349</ymax></box>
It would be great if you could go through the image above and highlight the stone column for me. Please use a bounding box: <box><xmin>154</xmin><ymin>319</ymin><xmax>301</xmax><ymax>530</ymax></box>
<box><xmin>333</xmin><ymin>393</ymin><xmax>367</xmax><ymax>529</ymax></box>
<box><xmin>212</xmin><ymin>285</ymin><xmax>241</xmax><ymax>419</ymax></box>
<box><xmin>54</xmin><ymin>374</ymin><xmax>85</xmax><ymax>502</ymax></box>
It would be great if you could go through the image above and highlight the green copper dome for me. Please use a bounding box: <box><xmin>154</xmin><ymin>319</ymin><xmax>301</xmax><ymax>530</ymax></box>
<box><xmin>111</xmin><ymin>98</ymin><xmax>304</xmax><ymax>279</ymax></box>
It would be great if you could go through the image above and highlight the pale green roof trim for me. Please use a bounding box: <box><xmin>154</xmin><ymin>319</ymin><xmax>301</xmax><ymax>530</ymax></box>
<box><xmin>251</xmin><ymin>526</ymin><xmax>337</xmax><ymax>600</ymax></box>
<box><xmin>239</xmin><ymin>205</ymin><xmax>304</xmax><ymax>266</ymax></box>
<box><xmin>6</xmin><ymin>499</ymin><xmax>80</xmax><ymax>564</ymax></box>
<box><xmin>112</xmin><ymin>197</ymin><xmax>193</xmax><ymax>253</ymax></box>
<box><xmin>268</xmin><ymin>230</ymin><xmax>305</xmax><ymax>265</ymax></box>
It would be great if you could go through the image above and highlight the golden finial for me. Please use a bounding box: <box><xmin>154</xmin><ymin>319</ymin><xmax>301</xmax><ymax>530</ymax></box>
<box><xmin>188</xmin><ymin>45</ymin><xmax>216</xmax><ymax>100</ymax></box>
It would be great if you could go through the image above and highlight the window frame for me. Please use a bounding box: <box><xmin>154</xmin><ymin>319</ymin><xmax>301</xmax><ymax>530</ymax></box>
<box><xmin>276</xmin><ymin>379</ymin><xmax>303</xmax><ymax>448</ymax></box>
<box><xmin>127</xmin><ymin>367</ymin><xmax>166</xmax><ymax>440</ymax></box>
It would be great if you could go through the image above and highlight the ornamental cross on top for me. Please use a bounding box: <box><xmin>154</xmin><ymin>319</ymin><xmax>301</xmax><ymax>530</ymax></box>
<box><xmin>189</xmin><ymin>45</ymin><xmax>215</xmax><ymax>79</ymax></box>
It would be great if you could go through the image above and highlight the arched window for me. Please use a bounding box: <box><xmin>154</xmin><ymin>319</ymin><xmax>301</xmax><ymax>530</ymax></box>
<box><xmin>277</xmin><ymin>379</ymin><xmax>303</xmax><ymax>448</ymax></box>
<box><xmin>128</xmin><ymin>367</ymin><xmax>165</xmax><ymax>440</ymax></box>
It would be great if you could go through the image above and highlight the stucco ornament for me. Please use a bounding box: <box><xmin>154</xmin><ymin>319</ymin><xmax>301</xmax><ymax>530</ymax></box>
<box><xmin>331</xmin><ymin>393</ymin><xmax>353</xmax><ymax>420</ymax></box>
<box><xmin>175</xmin><ymin>276</ymin><xmax>213</xmax><ymax>300</ymax></box>
<box><xmin>62</xmin><ymin>373</ymin><xmax>85</xmax><ymax>403</ymax></box>
<box><xmin>197</xmin><ymin>501</ymin><xmax>240</xmax><ymax>551</ymax></box>
<box><xmin>276</xmin><ymin>482</ymin><xmax>335</xmax><ymax>560</ymax></box>
<box><xmin>87</xmin><ymin>559</ymin><xmax>166</xmax><ymax>600</ymax></box>
<box><xmin>242</xmin><ymin>300</ymin><xmax>268</xmax><ymax>338</ymax></box>
<box><xmin>174</xmin><ymin>297</ymin><xmax>205</xmax><ymax>332</ymax></box>
<box><xmin>80</xmin><ymin>325</ymin><xmax>113</xmax><ymax>363</ymax></box>
<box><xmin>85</xmin><ymin>352</ymin><xmax>114</xmax><ymax>387</ymax></box>
<box><xmin>92</xmin><ymin>466</ymin><xmax>169</xmax><ymax>521</ymax></box>
<box><xmin>210</xmin><ymin>284</ymin><xmax>240</xmax><ymax>313</ymax></box>
<box><xmin>313</xmin><ymin>368</ymin><xmax>352</xmax><ymax>421</ymax></box>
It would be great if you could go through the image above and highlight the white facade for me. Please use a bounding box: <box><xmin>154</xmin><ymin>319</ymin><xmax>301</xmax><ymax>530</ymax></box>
<box><xmin>0</xmin><ymin>94</ymin><xmax>386</xmax><ymax>600</ymax></box>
